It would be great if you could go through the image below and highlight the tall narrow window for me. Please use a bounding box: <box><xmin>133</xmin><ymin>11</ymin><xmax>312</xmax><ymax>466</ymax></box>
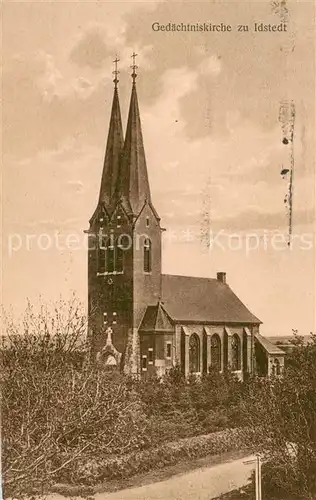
<box><xmin>189</xmin><ymin>333</ymin><xmax>200</xmax><ymax>373</ymax></box>
<box><xmin>144</xmin><ymin>238</ymin><xmax>152</xmax><ymax>273</ymax></box>
<box><xmin>142</xmin><ymin>355</ymin><xmax>147</xmax><ymax>371</ymax></box>
<box><xmin>116</xmin><ymin>243</ymin><xmax>124</xmax><ymax>273</ymax></box>
<box><xmin>106</xmin><ymin>244</ymin><xmax>115</xmax><ymax>273</ymax></box>
<box><xmin>166</xmin><ymin>342</ymin><xmax>172</xmax><ymax>359</ymax></box>
<box><xmin>274</xmin><ymin>358</ymin><xmax>281</xmax><ymax>376</ymax></box>
<box><xmin>116</xmin><ymin>235</ymin><xmax>129</xmax><ymax>274</ymax></box>
<box><xmin>148</xmin><ymin>348</ymin><xmax>153</xmax><ymax>364</ymax></box>
<box><xmin>211</xmin><ymin>334</ymin><xmax>221</xmax><ymax>371</ymax></box>
<box><xmin>98</xmin><ymin>236</ymin><xmax>106</xmax><ymax>273</ymax></box>
<box><xmin>231</xmin><ymin>334</ymin><xmax>241</xmax><ymax>371</ymax></box>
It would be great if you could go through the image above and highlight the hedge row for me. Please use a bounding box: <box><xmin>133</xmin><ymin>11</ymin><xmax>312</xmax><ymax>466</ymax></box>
<box><xmin>73</xmin><ymin>428</ymin><xmax>246</xmax><ymax>486</ymax></box>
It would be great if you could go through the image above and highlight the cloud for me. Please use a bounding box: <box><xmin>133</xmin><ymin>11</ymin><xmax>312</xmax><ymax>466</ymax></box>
<box><xmin>2</xmin><ymin>50</ymin><xmax>116</xmax><ymax>157</ymax></box>
<box><xmin>34</xmin><ymin>51</ymin><xmax>106</xmax><ymax>102</ymax></box>
<box><xmin>3</xmin><ymin>142</ymin><xmax>102</xmax><ymax>234</ymax></box>
<box><xmin>138</xmin><ymin>61</ymin><xmax>315</xmax><ymax>241</ymax></box>
<box><xmin>158</xmin><ymin>192</ymin><xmax>315</xmax><ymax>233</ymax></box>
<box><xmin>198</xmin><ymin>55</ymin><xmax>222</xmax><ymax>77</ymax></box>
<box><xmin>2</xmin><ymin>0</ymin><xmax>315</xmax><ymax>337</ymax></box>
<box><xmin>70</xmin><ymin>28</ymin><xmax>111</xmax><ymax>69</ymax></box>
<box><xmin>123</xmin><ymin>0</ymin><xmax>315</xmax><ymax>142</ymax></box>
<box><xmin>209</xmin><ymin>207</ymin><xmax>315</xmax><ymax>233</ymax></box>
<box><xmin>8</xmin><ymin>218</ymin><xmax>83</xmax><ymax>231</ymax></box>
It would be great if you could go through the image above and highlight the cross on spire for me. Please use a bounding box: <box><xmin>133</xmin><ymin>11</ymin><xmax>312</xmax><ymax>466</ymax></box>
<box><xmin>131</xmin><ymin>52</ymin><xmax>138</xmax><ymax>84</ymax></box>
<box><xmin>112</xmin><ymin>56</ymin><xmax>120</xmax><ymax>89</ymax></box>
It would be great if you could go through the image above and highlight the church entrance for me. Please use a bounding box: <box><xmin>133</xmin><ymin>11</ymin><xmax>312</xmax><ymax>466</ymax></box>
<box><xmin>104</xmin><ymin>354</ymin><xmax>117</xmax><ymax>371</ymax></box>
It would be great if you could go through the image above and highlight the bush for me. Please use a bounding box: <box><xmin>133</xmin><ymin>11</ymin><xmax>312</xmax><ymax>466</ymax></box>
<box><xmin>135</xmin><ymin>366</ymin><xmax>244</xmax><ymax>439</ymax></box>
<box><xmin>72</xmin><ymin>428</ymin><xmax>247</xmax><ymax>485</ymax></box>
<box><xmin>238</xmin><ymin>332</ymin><xmax>316</xmax><ymax>499</ymax></box>
<box><xmin>3</xmin><ymin>357</ymin><xmax>155</xmax><ymax>495</ymax></box>
<box><xmin>1</xmin><ymin>301</ymin><xmax>155</xmax><ymax>497</ymax></box>
<box><xmin>1</xmin><ymin>300</ymin><xmax>250</xmax><ymax>497</ymax></box>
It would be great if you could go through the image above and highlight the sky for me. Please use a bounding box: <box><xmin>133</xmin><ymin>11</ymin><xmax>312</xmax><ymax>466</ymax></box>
<box><xmin>2</xmin><ymin>0</ymin><xmax>315</xmax><ymax>336</ymax></box>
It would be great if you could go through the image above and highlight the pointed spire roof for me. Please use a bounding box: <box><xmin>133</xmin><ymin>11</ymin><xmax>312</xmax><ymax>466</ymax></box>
<box><xmin>139</xmin><ymin>302</ymin><xmax>174</xmax><ymax>333</ymax></box>
<box><xmin>98</xmin><ymin>65</ymin><xmax>124</xmax><ymax>208</ymax></box>
<box><xmin>118</xmin><ymin>56</ymin><xmax>151</xmax><ymax>216</ymax></box>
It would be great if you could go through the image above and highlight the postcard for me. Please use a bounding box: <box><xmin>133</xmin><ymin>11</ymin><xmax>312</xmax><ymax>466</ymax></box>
<box><xmin>2</xmin><ymin>1</ymin><xmax>315</xmax><ymax>499</ymax></box>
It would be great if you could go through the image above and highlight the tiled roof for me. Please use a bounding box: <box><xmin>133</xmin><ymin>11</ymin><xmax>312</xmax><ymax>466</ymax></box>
<box><xmin>267</xmin><ymin>335</ymin><xmax>311</xmax><ymax>346</ymax></box>
<box><xmin>139</xmin><ymin>302</ymin><xmax>174</xmax><ymax>332</ymax></box>
<box><xmin>255</xmin><ymin>333</ymin><xmax>285</xmax><ymax>355</ymax></box>
<box><xmin>160</xmin><ymin>274</ymin><xmax>261</xmax><ymax>324</ymax></box>
<box><xmin>118</xmin><ymin>82</ymin><xmax>152</xmax><ymax>216</ymax></box>
<box><xmin>98</xmin><ymin>87</ymin><xmax>124</xmax><ymax>208</ymax></box>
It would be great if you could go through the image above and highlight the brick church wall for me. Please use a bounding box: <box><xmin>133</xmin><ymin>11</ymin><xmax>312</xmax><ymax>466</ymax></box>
<box><xmin>133</xmin><ymin>204</ymin><xmax>162</xmax><ymax>329</ymax></box>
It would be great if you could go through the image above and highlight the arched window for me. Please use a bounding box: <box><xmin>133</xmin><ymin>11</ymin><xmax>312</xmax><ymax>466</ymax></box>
<box><xmin>116</xmin><ymin>236</ymin><xmax>127</xmax><ymax>274</ymax></box>
<box><xmin>116</xmin><ymin>235</ymin><xmax>131</xmax><ymax>274</ymax></box>
<box><xmin>97</xmin><ymin>235</ymin><xmax>106</xmax><ymax>273</ymax></box>
<box><xmin>99</xmin><ymin>236</ymin><xmax>129</xmax><ymax>274</ymax></box>
<box><xmin>271</xmin><ymin>361</ymin><xmax>276</xmax><ymax>376</ymax></box>
<box><xmin>273</xmin><ymin>358</ymin><xmax>281</xmax><ymax>376</ymax></box>
<box><xmin>211</xmin><ymin>334</ymin><xmax>221</xmax><ymax>371</ymax></box>
<box><xmin>231</xmin><ymin>334</ymin><xmax>241</xmax><ymax>371</ymax></box>
<box><xmin>144</xmin><ymin>238</ymin><xmax>152</xmax><ymax>273</ymax></box>
<box><xmin>106</xmin><ymin>242</ymin><xmax>115</xmax><ymax>273</ymax></box>
<box><xmin>189</xmin><ymin>333</ymin><xmax>200</xmax><ymax>373</ymax></box>
<box><xmin>116</xmin><ymin>245</ymin><xmax>123</xmax><ymax>273</ymax></box>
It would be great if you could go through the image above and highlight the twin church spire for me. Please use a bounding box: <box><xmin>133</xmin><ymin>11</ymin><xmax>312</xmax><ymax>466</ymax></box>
<box><xmin>98</xmin><ymin>54</ymin><xmax>151</xmax><ymax>218</ymax></box>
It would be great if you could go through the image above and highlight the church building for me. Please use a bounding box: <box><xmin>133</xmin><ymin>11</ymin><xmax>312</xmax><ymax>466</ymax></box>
<box><xmin>87</xmin><ymin>58</ymin><xmax>269</xmax><ymax>380</ymax></box>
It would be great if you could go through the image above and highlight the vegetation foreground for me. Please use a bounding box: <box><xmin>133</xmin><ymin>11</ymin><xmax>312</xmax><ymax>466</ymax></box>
<box><xmin>1</xmin><ymin>299</ymin><xmax>316</xmax><ymax>499</ymax></box>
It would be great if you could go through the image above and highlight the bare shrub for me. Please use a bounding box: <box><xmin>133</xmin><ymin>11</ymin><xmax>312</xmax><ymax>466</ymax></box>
<box><xmin>1</xmin><ymin>298</ymin><xmax>151</xmax><ymax>497</ymax></box>
<box><xmin>239</xmin><ymin>333</ymin><xmax>316</xmax><ymax>500</ymax></box>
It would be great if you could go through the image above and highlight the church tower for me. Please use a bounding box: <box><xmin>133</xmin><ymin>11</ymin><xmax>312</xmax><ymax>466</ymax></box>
<box><xmin>87</xmin><ymin>56</ymin><xmax>162</xmax><ymax>373</ymax></box>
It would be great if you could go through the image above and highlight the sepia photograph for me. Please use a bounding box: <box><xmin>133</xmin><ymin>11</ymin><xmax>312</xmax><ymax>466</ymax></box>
<box><xmin>1</xmin><ymin>0</ymin><xmax>315</xmax><ymax>499</ymax></box>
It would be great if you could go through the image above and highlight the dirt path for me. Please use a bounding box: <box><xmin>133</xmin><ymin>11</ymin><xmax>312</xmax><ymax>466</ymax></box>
<box><xmin>91</xmin><ymin>454</ymin><xmax>255</xmax><ymax>500</ymax></box>
<box><xmin>47</xmin><ymin>452</ymin><xmax>254</xmax><ymax>500</ymax></box>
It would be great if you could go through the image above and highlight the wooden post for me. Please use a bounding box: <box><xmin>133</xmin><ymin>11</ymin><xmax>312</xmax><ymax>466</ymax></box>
<box><xmin>258</xmin><ymin>455</ymin><xmax>262</xmax><ymax>500</ymax></box>
<box><xmin>255</xmin><ymin>455</ymin><xmax>262</xmax><ymax>500</ymax></box>
<box><xmin>244</xmin><ymin>455</ymin><xmax>262</xmax><ymax>500</ymax></box>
